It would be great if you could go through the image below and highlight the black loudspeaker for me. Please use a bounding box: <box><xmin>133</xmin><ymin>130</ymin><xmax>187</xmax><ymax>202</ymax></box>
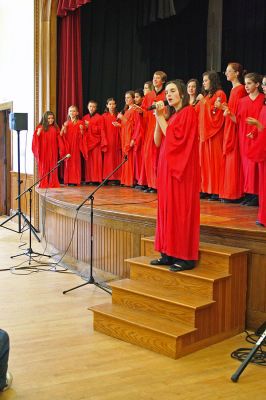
<box><xmin>9</xmin><ymin>113</ymin><xmax>28</xmax><ymax>131</ymax></box>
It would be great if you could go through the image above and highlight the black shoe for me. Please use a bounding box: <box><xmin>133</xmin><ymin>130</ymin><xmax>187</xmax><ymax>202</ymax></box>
<box><xmin>220</xmin><ymin>198</ymin><xmax>242</xmax><ymax>204</ymax></box>
<box><xmin>208</xmin><ymin>194</ymin><xmax>220</xmax><ymax>201</ymax></box>
<box><xmin>200</xmin><ymin>192</ymin><xmax>210</xmax><ymax>199</ymax></box>
<box><xmin>245</xmin><ymin>195</ymin><xmax>259</xmax><ymax>207</ymax></box>
<box><xmin>256</xmin><ymin>220</ymin><xmax>265</xmax><ymax>227</ymax></box>
<box><xmin>150</xmin><ymin>255</ymin><xmax>173</xmax><ymax>266</ymax></box>
<box><xmin>149</xmin><ymin>188</ymin><xmax>157</xmax><ymax>193</ymax></box>
<box><xmin>134</xmin><ymin>185</ymin><xmax>145</xmax><ymax>190</ymax></box>
<box><xmin>144</xmin><ymin>187</ymin><xmax>151</xmax><ymax>193</ymax></box>
<box><xmin>169</xmin><ymin>260</ymin><xmax>195</xmax><ymax>272</ymax></box>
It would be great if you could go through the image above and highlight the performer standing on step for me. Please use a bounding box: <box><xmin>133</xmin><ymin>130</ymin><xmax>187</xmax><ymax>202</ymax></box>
<box><xmin>139</xmin><ymin>71</ymin><xmax>167</xmax><ymax>193</ymax></box>
<box><xmin>151</xmin><ymin>79</ymin><xmax>200</xmax><ymax>271</ymax></box>
<box><xmin>196</xmin><ymin>71</ymin><xmax>227</xmax><ymax>201</ymax></box>
<box><xmin>32</xmin><ymin>111</ymin><xmax>61</xmax><ymax>188</ymax></box>
<box><xmin>218</xmin><ymin>62</ymin><xmax>247</xmax><ymax>203</ymax></box>
<box><xmin>83</xmin><ymin>100</ymin><xmax>107</xmax><ymax>185</ymax></box>
<box><xmin>246</xmin><ymin>74</ymin><xmax>266</xmax><ymax>226</ymax></box>
<box><xmin>102</xmin><ymin>98</ymin><xmax>121</xmax><ymax>185</ymax></box>
<box><xmin>236</xmin><ymin>72</ymin><xmax>264</xmax><ymax>206</ymax></box>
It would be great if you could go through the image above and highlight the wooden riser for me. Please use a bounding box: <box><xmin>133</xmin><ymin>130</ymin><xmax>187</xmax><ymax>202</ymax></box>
<box><xmin>128</xmin><ymin>258</ymin><xmax>230</xmax><ymax>300</ymax></box>
<box><xmin>141</xmin><ymin>237</ymin><xmax>248</xmax><ymax>274</ymax></box>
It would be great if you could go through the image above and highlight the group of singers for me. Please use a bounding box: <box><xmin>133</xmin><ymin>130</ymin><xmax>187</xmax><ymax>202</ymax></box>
<box><xmin>32</xmin><ymin>64</ymin><xmax>266</xmax><ymax>271</ymax></box>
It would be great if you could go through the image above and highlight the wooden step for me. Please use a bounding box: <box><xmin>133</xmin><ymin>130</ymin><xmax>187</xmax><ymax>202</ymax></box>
<box><xmin>141</xmin><ymin>237</ymin><xmax>249</xmax><ymax>273</ymax></box>
<box><xmin>110</xmin><ymin>279</ymin><xmax>215</xmax><ymax>325</ymax></box>
<box><xmin>127</xmin><ymin>255</ymin><xmax>230</xmax><ymax>299</ymax></box>
<box><xmin>90</xmin><ymin>302</ymin><xmax>197</xmax><ymax>358</ymax></box>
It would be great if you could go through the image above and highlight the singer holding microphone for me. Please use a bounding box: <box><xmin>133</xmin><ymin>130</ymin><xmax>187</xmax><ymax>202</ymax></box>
<box><xmin>196</xmin><ymin>71</ymin><xmax>227</xmax><ymax>201</ymax></box>
<box><xmin>151</xmin><ymin>79</ymin><xmax>200</xmax><ymax>271</ymax></box>
<box><xmin>32</xmin><ymin>111</ymin><xmax>61</xmax><ymax>188</ymax></box>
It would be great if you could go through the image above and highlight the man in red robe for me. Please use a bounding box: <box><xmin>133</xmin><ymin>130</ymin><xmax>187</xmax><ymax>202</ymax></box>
<box><xmin>139</xmin><ymin>71</ymin><xmax>167</xmax><ymax>192</ymax></box>
<box><xmin>83</xmin><ymin>100</ymin><xmax>107</xmax><ymax>184</ymax></box>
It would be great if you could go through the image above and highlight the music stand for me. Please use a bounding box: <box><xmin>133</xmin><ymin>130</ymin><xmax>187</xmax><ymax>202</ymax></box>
<box><xmin>63</xmin><ymin>155</ymin><xmax>128</xmax><ymax>295</ymax></box>
<box><xmin>0</xmin><ymin>126</ymin><xmax>40</xmax><ymax>241</ymax></box>
<box><xmin>11</xmin><ymin>155</ymin><xmax>69</xmax><ymax>264</ymax></box>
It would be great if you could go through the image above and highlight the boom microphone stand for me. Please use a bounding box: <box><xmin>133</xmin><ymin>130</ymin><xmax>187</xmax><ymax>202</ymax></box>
<box><xmin>0</xmin><ymin>128</ymin><xmax>40</xmax><ymax>241</ymax></box>
<box><xmin>231</xmin><ymin>328</ymin><xmax>266</xmax><ymax>382</ymax></box>
<box><xmin>63</xmin><ymin>155</ymin><xmax>128</xmax><ymax>295</ymax></box>
<box><xmin>11</xmin><ymin>154</ymin><xmax>70</xmax><ymax>265</ymax></box>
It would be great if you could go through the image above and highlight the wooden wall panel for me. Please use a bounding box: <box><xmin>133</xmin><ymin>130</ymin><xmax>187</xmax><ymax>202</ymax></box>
<box><xmin>10</xmin><ymin>172</ymin><xmax>34</xmax><ymax>222</ymax></box>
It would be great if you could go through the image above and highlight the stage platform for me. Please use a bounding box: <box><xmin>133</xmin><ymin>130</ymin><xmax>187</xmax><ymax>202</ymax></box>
<box><xmin>37</xmin><ymin>185</ymin><xmax>266</xmax><ymax>329</ymax></box>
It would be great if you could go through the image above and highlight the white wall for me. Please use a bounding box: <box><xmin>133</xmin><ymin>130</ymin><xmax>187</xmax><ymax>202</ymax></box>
<box><xmin>0</xmin><ymin>0</ymin><xmax>34</xmax><ymax>174</ymax></box>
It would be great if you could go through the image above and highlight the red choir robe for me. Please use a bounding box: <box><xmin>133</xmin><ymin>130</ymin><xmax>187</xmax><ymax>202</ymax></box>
<box><xmin>102</xmin><ymin>112</ymin><xmax>122</xmax><ymax>180</ymax></box>
<box><xmin>246</xmin><ymin>104</ymin><xmax>266</xmax><ymax>225</ymax></box>
<box><xmin>83</xmin><ymin>113</ymin><xmax>107</xmax><ymax>182</ymax></box>
<box><xmin>139</xmin><ymin>88</ymin><xmax>166</xmax><ymax>188</ymax></box>
<box><xmin>198</xmin><ymin>89</ymin><xmax>227</xmax><ymax>194</ymax></box>
<box><xmin>59</xmin><ymin>119</ymin><xmax>86</xmax><ymax>185</ymax></box>
<box><xmin>132</xmin><ymin>111</ymin><xmax>144</xmax><ymax>183</ymax></box>
<box><xmin>219</xmin><ymin>85</ymin><xmax>247</xmax><ymax>199</ymax></box>
<box><xmin>32</xmin><ymin>124</ymin><xmax>61</xmax><ymax>188</ymax></box>
<box><xmin>155</xmin><ymin>106</ymin><xmax>200</xmax><ymax>260</ymax></box>
<box><xmin>236</xmin><ymin>93</ymin><xmax>264</xmax><ymax>194</ymax></box>
<box><xmin>120</xmin><ymin>107</ymin><xmax>137</xmax><ymax>186</ymax></box>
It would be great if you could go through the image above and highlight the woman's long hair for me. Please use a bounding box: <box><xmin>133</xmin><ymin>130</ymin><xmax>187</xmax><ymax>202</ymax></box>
<box><xmin>202</xmin><ymin>71</ymin><xmax>221</xmax><ymax>97</ymax></box>
<box><xmin>165</xmin><ymin>79</ymin><xmax>190</xmax><ymax>118</ymax></box>
<box><xmin>40</xmin><ymin>111</ymin><xmax>58</xmax><ymax>131</ymax></box>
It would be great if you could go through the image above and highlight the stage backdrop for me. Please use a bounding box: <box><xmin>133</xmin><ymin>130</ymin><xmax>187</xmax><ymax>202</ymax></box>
<box><xmin>80</xmin><ymin>0</ymin><xmax>208</xmax><ymax>114</ymax></box>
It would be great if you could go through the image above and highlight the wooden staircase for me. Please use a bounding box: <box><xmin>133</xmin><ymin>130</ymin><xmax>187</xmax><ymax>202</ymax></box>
<box><xmin>90</xmin><ymin>237</ymin><xmax>249</xmax><ymax>358</ymax></box>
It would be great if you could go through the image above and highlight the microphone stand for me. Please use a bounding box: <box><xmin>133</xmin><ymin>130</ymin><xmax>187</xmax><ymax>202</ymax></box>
<box><xmin>63</xmin><ymin>155</ymin><xmax>128</xmax><ymax>295</ymax></box>
<box><xmin>231</xmin><ymin>328</ymin><xmax>266</xmax><ymax>382</ymax></box>
<box><xmin>11</xmin><ymin>157</ymin><xmax>67</xmax><ymax>265</ymax></box>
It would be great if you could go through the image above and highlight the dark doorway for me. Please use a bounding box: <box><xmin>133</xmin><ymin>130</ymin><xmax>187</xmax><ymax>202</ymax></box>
<box><xmin>0</xmin><ymin>106</ymin><xmax>12</xmax><ymax>216</ymax></box>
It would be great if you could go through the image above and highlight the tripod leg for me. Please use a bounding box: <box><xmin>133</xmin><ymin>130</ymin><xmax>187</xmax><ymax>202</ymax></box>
<box><xmin>21</xmin><ymin>214</ymin><xmax>40</xmax><ymax>242</ymax></box>
<box><xmin>63</xmin><ymin>280</ymin><xmax>92</xmax><ymax>294</ymax></box>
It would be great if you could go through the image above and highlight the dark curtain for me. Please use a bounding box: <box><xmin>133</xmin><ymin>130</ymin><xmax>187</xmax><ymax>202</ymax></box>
<box><xmin>222</xmin><ymin>0</ymin><xmax>266</xmax><ymax>74</ymax></box>
<box><xmin>81</xmin><ymin>0</ymin><xmax>208</xmax><ymax>112</ymax></box>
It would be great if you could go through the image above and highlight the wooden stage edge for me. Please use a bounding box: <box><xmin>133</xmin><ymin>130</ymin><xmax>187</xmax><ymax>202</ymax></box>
<box><xmin>37</xmin><ymin>185</ymin><xmax>266</xmax><ymax>330</ymax></box>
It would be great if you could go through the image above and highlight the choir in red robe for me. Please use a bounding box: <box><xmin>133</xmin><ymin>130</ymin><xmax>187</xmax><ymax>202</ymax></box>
<box><xmin>236</xmin><ymin>78</ymin><xmax>264</xmax><ymax>196</ymax></box>
<box><xmin>246</xmin><ymin>79</ymin><xmax>266</xmax><ymax>225</ymax></box>
<box><xmin>197</xmin><ymin>72</ymin><xmax>227</xmax><ymax>198</ymax></box>
<box><xmin>60</xmin><ymin>106</ymin><xmax>86</xmax><ymax>185</ymax></box>
<box><xmin>102</xmin><ymin>99</ymin><xmax>122</xmax><ymax>181</ymax></box>
<box><xmin>32</xmin><ymin>111</ymin><xmax>60</xmax><ymax>188</ymax></box>
<box><xmin>83</xmin><ymin>101</ymin><xmax>107</xmax><ymax>183</ymax></box>
<box><xmin>219</xmin><ymin>69</ymin><xmax>247</xmax><ymax>200</ymax></box>
<box><xmin>152</xmin><ymin>80</ymin><xmax>200</xmax><ymax>271</ymax></box>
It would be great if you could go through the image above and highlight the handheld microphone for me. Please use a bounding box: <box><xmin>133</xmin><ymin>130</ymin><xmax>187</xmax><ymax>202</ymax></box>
<box><xmin>147</xmin><ymin>100</ymin><xmax>168</xmax><ymax>111</ymax></box>
<box><xmin>212</xmin><ymin>97</ymin><xmax>221</xmax><ymax>115</ymax></box>
<box><xmin>57</xmin><ymin>154</ymin><xmax>71</xmax><ymax>164</ymax></box>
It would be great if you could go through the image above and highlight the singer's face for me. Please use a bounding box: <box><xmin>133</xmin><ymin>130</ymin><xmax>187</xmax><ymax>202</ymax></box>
<box><xmin>125</xmin><ymin>93</ymin><xmax>134</xmax><ymax>106</ymax></box>
<box><xmin>134</xmin><ymin>93</ymin><xmax>143</xmax><ymax>105</ymax></box>
<box><xmin>153</xmin><ymin>74</ymin><xmax>163</xmax><ymax>89</ymax></box>
<box><xmin>245</xmin><ymin>78</ymin><xmax>259</xmax><ymax>94</ymax></box>
<box><xmin>47</xmin><ymin>114</ymin><xmax>54</xmax><ymax>125</ymax></box>
<box><xmin>88</xmin><ymin>102</ymin><xmax>97</xmax><ymax>114</ymax></box>
<box><xmin>107</xmin><ymin>100</ymin><xmax>116</xmax><ymax>113</ymax></box>
<box><xmin>165</xmin><ymin>83</ymin><xmax>181</xmax><ymax>109</ymax></box>
<box><xmin>187</xmin><ymin>81</ymin><xmax>197</xmax><ymax>96</ymax></box>
<box><xmin>68</xmin><ymin>107</ymin><xmax>78</xmax><ymax>119</ymax></box>
<box><xmin>203</xmin><ymin>75</ymin><xmax>210</xmax><ymax>91</ymax></box>
<box><xmin>144</xmin><ymin>83</ymin><xmax>151</xmax><ymax>95</ymax></box>
<box><xmin>225</xmin><ymin>65</ymin><xmax>238</xmax><ymax>82</ymax></box>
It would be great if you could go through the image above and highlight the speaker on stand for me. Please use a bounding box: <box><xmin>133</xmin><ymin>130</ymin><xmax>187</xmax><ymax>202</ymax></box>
<box><xmin>0</xmin><ymin>113</ymin><xmax>40</xmax><ymax>242</ymax></box>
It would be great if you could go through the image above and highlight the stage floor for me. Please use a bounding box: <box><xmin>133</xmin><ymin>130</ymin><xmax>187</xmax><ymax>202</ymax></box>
<box><xmin>38</xmin><ymin>184</ymin><xmax>263</xmax><ymax>233</ymax></box>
